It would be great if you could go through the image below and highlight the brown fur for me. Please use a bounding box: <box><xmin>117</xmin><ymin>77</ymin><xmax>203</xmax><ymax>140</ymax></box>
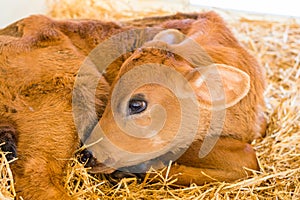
<box><xmin>170</xmin><ymin>137</ymin><xmax>259</xmax><ymax>185</ymax></box>
<box><xmin>0</xmin><ymin>13</ymin><xmax>206</xmax><ymax>199</ymax></box>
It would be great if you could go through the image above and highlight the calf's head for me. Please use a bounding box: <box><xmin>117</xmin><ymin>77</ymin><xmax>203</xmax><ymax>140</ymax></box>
<box><xmin>84</xmin><ymin>29</ymin><xmax>251</xmax><ymax>173</ymax></box>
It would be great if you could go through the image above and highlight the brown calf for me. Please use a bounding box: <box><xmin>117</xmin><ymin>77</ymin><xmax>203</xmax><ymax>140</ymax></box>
<box><xmin>88</xmin><ymin>11</ymin><xmax>267</xmax><ymax>185</ymax></box>
<box><xmin>0</xmin><ymin>14</ymin><xmax>123</xmax><ymax>199</ymax></box>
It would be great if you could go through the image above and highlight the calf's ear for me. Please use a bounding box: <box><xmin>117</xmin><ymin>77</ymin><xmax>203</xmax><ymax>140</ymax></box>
<box><xmin>187</xmin><ymin>64</ymin><xmax>250</xmax><ymax>110</ymax></box>
<box><xmin>152</xmin><ymin>29</ymin><xmax>186</xmax><ymax>45</ymax></box>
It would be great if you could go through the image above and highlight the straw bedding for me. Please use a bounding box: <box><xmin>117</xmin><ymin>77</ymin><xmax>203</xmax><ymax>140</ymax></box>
<box><xmin>1</xmin><ymin>0</ymin><xmax>299</xmax><ymax>199</ymax></box>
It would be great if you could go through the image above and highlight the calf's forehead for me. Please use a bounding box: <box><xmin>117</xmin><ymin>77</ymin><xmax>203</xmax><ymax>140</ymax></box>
<box><xmin>116</xmin><ymin>48</ymin><xmax>195</xmax><ymax>80</ymax></box>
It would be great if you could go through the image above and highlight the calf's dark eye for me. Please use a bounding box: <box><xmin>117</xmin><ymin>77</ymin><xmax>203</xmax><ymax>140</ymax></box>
<box><xmin>128</xmin><ymin>99</ymin><xmax>147</xmax><ymax>115</ymax></box>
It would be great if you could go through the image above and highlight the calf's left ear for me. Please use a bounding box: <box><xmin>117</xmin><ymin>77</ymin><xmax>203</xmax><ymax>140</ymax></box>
<box><xmin>187</xmin><ymin>64</ymin><xmax>250</xmax><ymax>110</ymax></box>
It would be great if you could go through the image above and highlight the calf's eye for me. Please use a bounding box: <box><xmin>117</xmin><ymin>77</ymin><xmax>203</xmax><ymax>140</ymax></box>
<box><xmin>128</xmin><ymin>99</ymin><xmax>147</xmax><ymax>115</ymax></box>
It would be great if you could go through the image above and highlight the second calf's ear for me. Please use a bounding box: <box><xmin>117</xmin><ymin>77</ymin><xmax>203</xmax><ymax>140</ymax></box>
<box><xmin>187</xmin><ymin>64</ymin><xmax>250</xmax><ymax>110</ymax></box>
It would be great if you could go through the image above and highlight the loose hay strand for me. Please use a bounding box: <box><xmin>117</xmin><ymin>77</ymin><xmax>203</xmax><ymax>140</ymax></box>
<box><xmin>1</xmin><ymin>0</ymin><xmax>300</xmax><ymax>199</ymax></box>
<box><xmin>0</xmin><ymin>149</ymin><xmax>16</xmax><ymax>200</ymax></box>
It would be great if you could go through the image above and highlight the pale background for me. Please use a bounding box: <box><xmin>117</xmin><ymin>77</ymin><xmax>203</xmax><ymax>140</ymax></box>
<box><xmin>0</xmin><ymin>0</ymin><xmax>299</xmax><ymax>28</ymax></box>
<box><xmin>0</xmin><ymin>0</ymin><xmax>47</xmax><ymax>28</ymax></box>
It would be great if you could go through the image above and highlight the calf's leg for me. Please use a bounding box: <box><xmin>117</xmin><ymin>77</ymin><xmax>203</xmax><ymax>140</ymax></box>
<box><xmin>13</xmin><ymin>157</ymin><xmax>76</xmax><ymax>200</ymax></box>
<box><xmin>10</xmin><ymin>102</ymin><xmax>79</xmax><ymax>200</ymax></box>
<box><xmin>168</xmin><ymin>137</ymin><xmax>259</xmax><ymax>185</ymax></box>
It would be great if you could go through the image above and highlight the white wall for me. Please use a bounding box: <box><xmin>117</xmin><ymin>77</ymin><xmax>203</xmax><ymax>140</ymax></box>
<box><xmin>0</xmin><ymin>0</ymin><xmax>47</xmax><ymax>28</ymax></box>
<box><xmin>190</xmin><ymin>0</ymin><xmax>300</xmax><ymax>18</ymax></box>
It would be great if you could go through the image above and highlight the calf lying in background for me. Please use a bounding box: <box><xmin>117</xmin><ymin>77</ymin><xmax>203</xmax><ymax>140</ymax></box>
<box><xmin>0</xmin><ymin>11</ymin><xmax>266</xmax><ymax>199</ymax></box>
<box><xmin>0</xmin><ymin>15</ymin><xmax>116</xmax><ymax>199</ymax></box>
